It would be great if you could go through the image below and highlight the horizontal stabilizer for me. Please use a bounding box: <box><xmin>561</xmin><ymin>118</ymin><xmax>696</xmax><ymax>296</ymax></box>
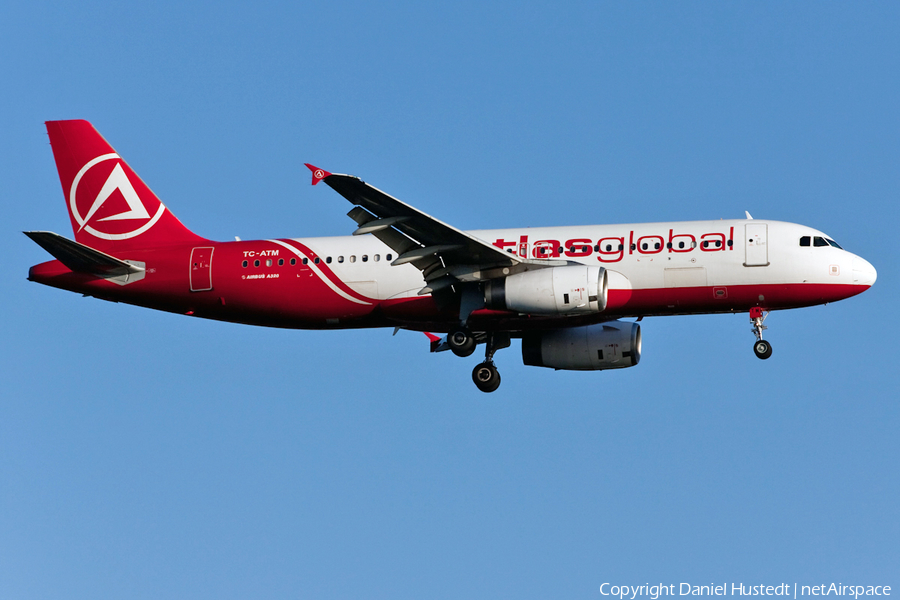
<box><xmin>24</xmin><ymin>231</ymin><xmax>145</xmax><ymax>277</ymax></box>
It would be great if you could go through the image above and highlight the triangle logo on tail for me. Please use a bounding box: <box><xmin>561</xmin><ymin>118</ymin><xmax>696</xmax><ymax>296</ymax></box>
<box><xmin>69</xmin><ymin>153</ymin><xmax>166</xmax><ymax>241</ymax></box>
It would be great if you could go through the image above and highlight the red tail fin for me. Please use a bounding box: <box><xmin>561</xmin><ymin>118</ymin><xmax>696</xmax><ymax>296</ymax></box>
<box><xmin>46</xmin><ymin>120</ymin><xmax>207</xmax><ymax>252</ymax></box>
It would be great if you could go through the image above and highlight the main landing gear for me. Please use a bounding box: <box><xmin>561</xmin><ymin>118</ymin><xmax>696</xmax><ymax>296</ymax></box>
<box><xmin>472</xmin><ymin>362</ymin><xmax>501</xmax><ymax>393</ymax></box>
<box><xmin>449</xmin><ymin>328</ymin><xmax>510</xmax><ymax>393</ymax></box>
<box><xmin>750</xmin><ymin>307</ymin><xmax>773</xmax><ymax>360</ymax></box>
<box><xmin>472</xmin><ymin>332</ymin><xmax>511</xmax><ymax>393</ymax></box>
<box><xmin>448</xmin><ymin>326</ymin><xmax>477</xmax><ymax>357</ymax></box>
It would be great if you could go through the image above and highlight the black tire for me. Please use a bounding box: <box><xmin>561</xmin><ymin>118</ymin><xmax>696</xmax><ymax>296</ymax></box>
<box><xmin>753</xmin><ymin>339</ymin><xmax>773</xmax><ymax>360</ymax></box>
<box><xmin>472</xmin><ymin>362</ymin><xmax>501</xmax><ymax>393</ymax></box>
<box><xmin>448</xmin><ymin>327</ymin><xmax>476</xmax><ymax>357</ymax></box>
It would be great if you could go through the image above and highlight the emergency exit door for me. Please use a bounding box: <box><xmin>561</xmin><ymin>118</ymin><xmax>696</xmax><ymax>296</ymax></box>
<box><xmin>190</xmin><ymin>247</ymin><xmax>214</xmax><ymax>291</ymax></box>
<box><xmin>744</xmin><ymin>223</ymin><xmax>769</xmax><ymax>267</ymax></box>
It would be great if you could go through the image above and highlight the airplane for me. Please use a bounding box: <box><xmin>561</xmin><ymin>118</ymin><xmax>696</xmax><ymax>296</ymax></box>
<box><xmin>26</xmin><ymin>120</ymin><xmax>877</xmax><ymax>392</ymax></box>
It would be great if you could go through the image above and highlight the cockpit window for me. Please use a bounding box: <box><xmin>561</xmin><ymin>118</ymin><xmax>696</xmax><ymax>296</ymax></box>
<box><xmin>826</xmin><ymin>238</ymin><xmax>842</xmax><ymax>249</ymax></box>
<box><xmin>799</xmin><ymin>236</ymin><xmax>810</xmax><ymax>247</ymax></box>
<box><xmin>813</xmin><ymin>236</ymin><xmax>828</xmax><ymax>247</ymax></box>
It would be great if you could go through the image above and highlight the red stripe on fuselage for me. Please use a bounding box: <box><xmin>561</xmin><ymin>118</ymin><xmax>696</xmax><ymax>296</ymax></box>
<box><xmin>271</xmin><ymin>239</ymin><xmax>377</xmax><ymax>304</ymax></box>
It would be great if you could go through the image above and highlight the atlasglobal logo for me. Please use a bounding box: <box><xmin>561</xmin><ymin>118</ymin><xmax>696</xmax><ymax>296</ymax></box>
<box><xmin>69</xmin><ymin>153</ymin><xmax>166</xmax><ymax>240</ymax></box>
<box><xmin>493</xmin><ymin>227</ymin><xmax>736</xmax><ymax>263</ymax></box>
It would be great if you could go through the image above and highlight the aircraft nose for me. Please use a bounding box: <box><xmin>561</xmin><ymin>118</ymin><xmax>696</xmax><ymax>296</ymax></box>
<box><xmin>852</xmin><ymin>255</ymin><xmax>877</xmax><ymax>287</ymax></box>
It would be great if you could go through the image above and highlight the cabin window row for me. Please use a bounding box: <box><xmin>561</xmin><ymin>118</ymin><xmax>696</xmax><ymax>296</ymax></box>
<box><xmin>242</xmin><ymin>258</ymin><xmax>297</xmax><ymax>268</ymax></box>
<box><xmin>241</xmin><ymin>253</ymin><xmax>394</xmax><ymax>268</ymax></box>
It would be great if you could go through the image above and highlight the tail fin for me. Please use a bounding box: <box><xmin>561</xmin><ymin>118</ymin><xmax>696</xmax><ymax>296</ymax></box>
<box><xmin>46</xmin><ymin>120</ymin><xmax>207</xmax><ymax>253</ymax></box>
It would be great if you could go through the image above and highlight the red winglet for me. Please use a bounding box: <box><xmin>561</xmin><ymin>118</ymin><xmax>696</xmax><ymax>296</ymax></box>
<box><xmin>304</xmin><ymin>163</ymin><xmax>331</xmax><ymax>186</ymax></box>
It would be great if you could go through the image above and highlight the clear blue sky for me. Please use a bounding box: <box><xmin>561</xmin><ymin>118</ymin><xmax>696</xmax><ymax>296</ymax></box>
<box><xmin>2</xmin><ymin>2</ymin><xmax>897</xmax><ymax>598</ymax></box>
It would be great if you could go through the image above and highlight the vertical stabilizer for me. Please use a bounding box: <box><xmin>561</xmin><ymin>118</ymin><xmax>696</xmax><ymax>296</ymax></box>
<box><xmin>46</xmin><ymin>120</ymin><xmax>208</xmax><ymax>252</ymax></box>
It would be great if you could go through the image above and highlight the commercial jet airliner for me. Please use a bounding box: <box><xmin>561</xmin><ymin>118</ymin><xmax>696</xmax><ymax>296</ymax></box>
<box><xmin>27</xmin><ymin>120</ymin><xmax>877</xmax><ymax>392</ymax></box>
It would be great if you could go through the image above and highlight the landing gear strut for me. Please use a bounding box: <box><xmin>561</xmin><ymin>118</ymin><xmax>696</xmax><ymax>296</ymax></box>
<box><xmin>750</xmin><ymin>307</ymin><xmax>772</xmax><ymax>360</ymax></box>
<box><xmin>472</xmin><ymin>332</ymin><xmax>510</xmax><ymax>393</ymax></box>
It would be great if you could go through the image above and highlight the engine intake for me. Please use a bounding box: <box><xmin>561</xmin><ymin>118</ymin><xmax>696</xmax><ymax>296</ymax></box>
<box><xmin>522</xmin><ymin>320</ymin><xmax>641</xmax><ymax>371</ymax></box>
<box><xmin>485</xmin><ymin>266</ymin><xmax>608</xmax><ymax>316</ymax></box>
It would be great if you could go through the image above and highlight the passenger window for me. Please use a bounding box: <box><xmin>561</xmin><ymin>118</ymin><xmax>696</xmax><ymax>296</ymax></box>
<box><xmin>254</xmin><ymin>259</ymin><xmax>260</xmax><ymax>267</ymax></box>
<box><xmin>374</xmin><ymin>254</ymin><xmax>380</xmax><ymax>262</ymax></box>
<box><xmin>278</xmin><ymin>258</ymin><xmax>284</xmax><ymax>266</ymax></box>
<box><xmin>338</xmin><ymin>256</ymin><xmax>344</xmax><ymax>263</ymax></box>
<box><xmin>314</xmin><ymin>257</ymin><xmax>320</xmax><ymax>264</ymax></box>
<box><xmin>678</xmin><ymin>241</ymin><xmax>685</xmax><ymax>249</ymax></box>
<box><xmin>266</xmin><ymin>259</ymin><xmax>273</xmax><ymax>267</ymax></box>
<box><xmin>242</xmin><ymin>260</ymin><xmax>248</xmax><ymax>268</ymax></box>
<box><xmin>326</xmin><ymin>256</ymin><xmax>332</xmax><ymax>264</ymax></box>
<box><xmin>814</xmin><ymin>236</ymin><xmax>828</xmax><ymax>247</ymax></box>
<box><xmin>800</xmin><ymin>236</ymin><xmax>811</xmax><ymax>247</ymax></box>
<box><xmin>606</xmin><ymin>244</ymin><xmax>612</xmax><ymax>252</ymax></box>
<box><xmin>655</xmin><ymin>242</ymin><xmax>661</xmax><ymax>250</ymax></box>
<box><xmin>290</xmin><ymin>258</ymin><xmax>296</xmax><ymax>265</ymax></box>
<box><xmin>642</xmin><ymin>243</ymin><xmax>648</xmax><ymax>250</ymax></box>
<box><xmin>302</xmin><ymin>258</ymin><xmax>308</xmax><ymax>265</ymax></box>
<box><xmin>362</xmin><ymin>255</ymin><xmax>368</xmax><ymax>262</ymax></box>
<box><xmin>350</xmin><ymin>256</ymin><xmax>356</xmax><ymax>263</ymax></box>
<box><xmin>386</xmin><ymin>254</ymin><xmax>393</xmax><ymax>261</ymax></box>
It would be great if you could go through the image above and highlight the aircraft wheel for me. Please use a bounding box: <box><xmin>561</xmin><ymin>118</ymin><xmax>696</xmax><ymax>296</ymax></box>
<box><xmin>448</xmin><ymin>327</ymin><xmax>476</xmax><ymax>357</ymax></box>
<box><xmin>753</xmin><ymin>339</ymin><xmax>773</xmax><ymax>360</ymax></box>
<box><xmin>472</xmin><ymin>362</ymin><xmax>501</xmax><ymax>393</ymax></box>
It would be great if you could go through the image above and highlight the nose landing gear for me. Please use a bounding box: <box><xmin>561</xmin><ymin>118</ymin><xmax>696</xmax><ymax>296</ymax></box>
<box><xmin>750</xmin><ymin>307</ymin><xmax>772</xmax><ymax>359</ymax></box>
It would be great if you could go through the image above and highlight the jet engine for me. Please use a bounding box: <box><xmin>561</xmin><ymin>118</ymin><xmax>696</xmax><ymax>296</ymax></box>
<box><xmin>521</xmin><ymin>320</ymin><xmax>641</xmax><ymax>370</ymax></box>
<box><xmin>484</xmin><ymin>266</ymin><xmax>608</xmax><ymax>316</ymax></box>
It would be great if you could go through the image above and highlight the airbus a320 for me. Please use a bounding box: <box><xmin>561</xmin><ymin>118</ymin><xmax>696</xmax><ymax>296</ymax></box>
<box><xmin>27</xmin><ymin>120</ymin><xmax>877</xmax><ymax>392</ymax></box>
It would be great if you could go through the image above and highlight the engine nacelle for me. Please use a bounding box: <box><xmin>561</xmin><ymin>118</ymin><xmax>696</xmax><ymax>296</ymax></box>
<box><xmin>484</xmin><ymin>266</ymin><xmax>608</xmax><ymax>316</ymax></box>
<box><xmin>521</xmin><ymin>320</ymin><xmax>641</xmax><ymax>371</ymax></box>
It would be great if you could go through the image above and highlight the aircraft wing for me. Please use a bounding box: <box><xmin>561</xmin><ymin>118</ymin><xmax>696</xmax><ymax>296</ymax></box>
<box><xmin>305</xmin><ymin>165</ymin><xmax>556</xmax><ymax>295</ymax></box>
<box><xmin>306</xmin><ymin>163</ymin><xmax>566</xmax><ymax>294</ymax></box>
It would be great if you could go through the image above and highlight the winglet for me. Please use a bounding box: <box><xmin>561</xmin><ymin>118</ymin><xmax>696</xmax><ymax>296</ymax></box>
<box><xmin>304</xmin><ymin>164</ymin><xmax>332</xmax><ymax>186</ymax></box>
<box><xmin>424</xmin><ymin>332</ymin><xmax>445</xmax><ymax>353</ymax></box>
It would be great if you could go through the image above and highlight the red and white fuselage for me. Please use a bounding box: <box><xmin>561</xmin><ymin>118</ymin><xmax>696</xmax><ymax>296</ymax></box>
<box><xmin>29</xmin><ymin>220</ymin><xmax>876</xmax><ymax>329</ymax></box>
